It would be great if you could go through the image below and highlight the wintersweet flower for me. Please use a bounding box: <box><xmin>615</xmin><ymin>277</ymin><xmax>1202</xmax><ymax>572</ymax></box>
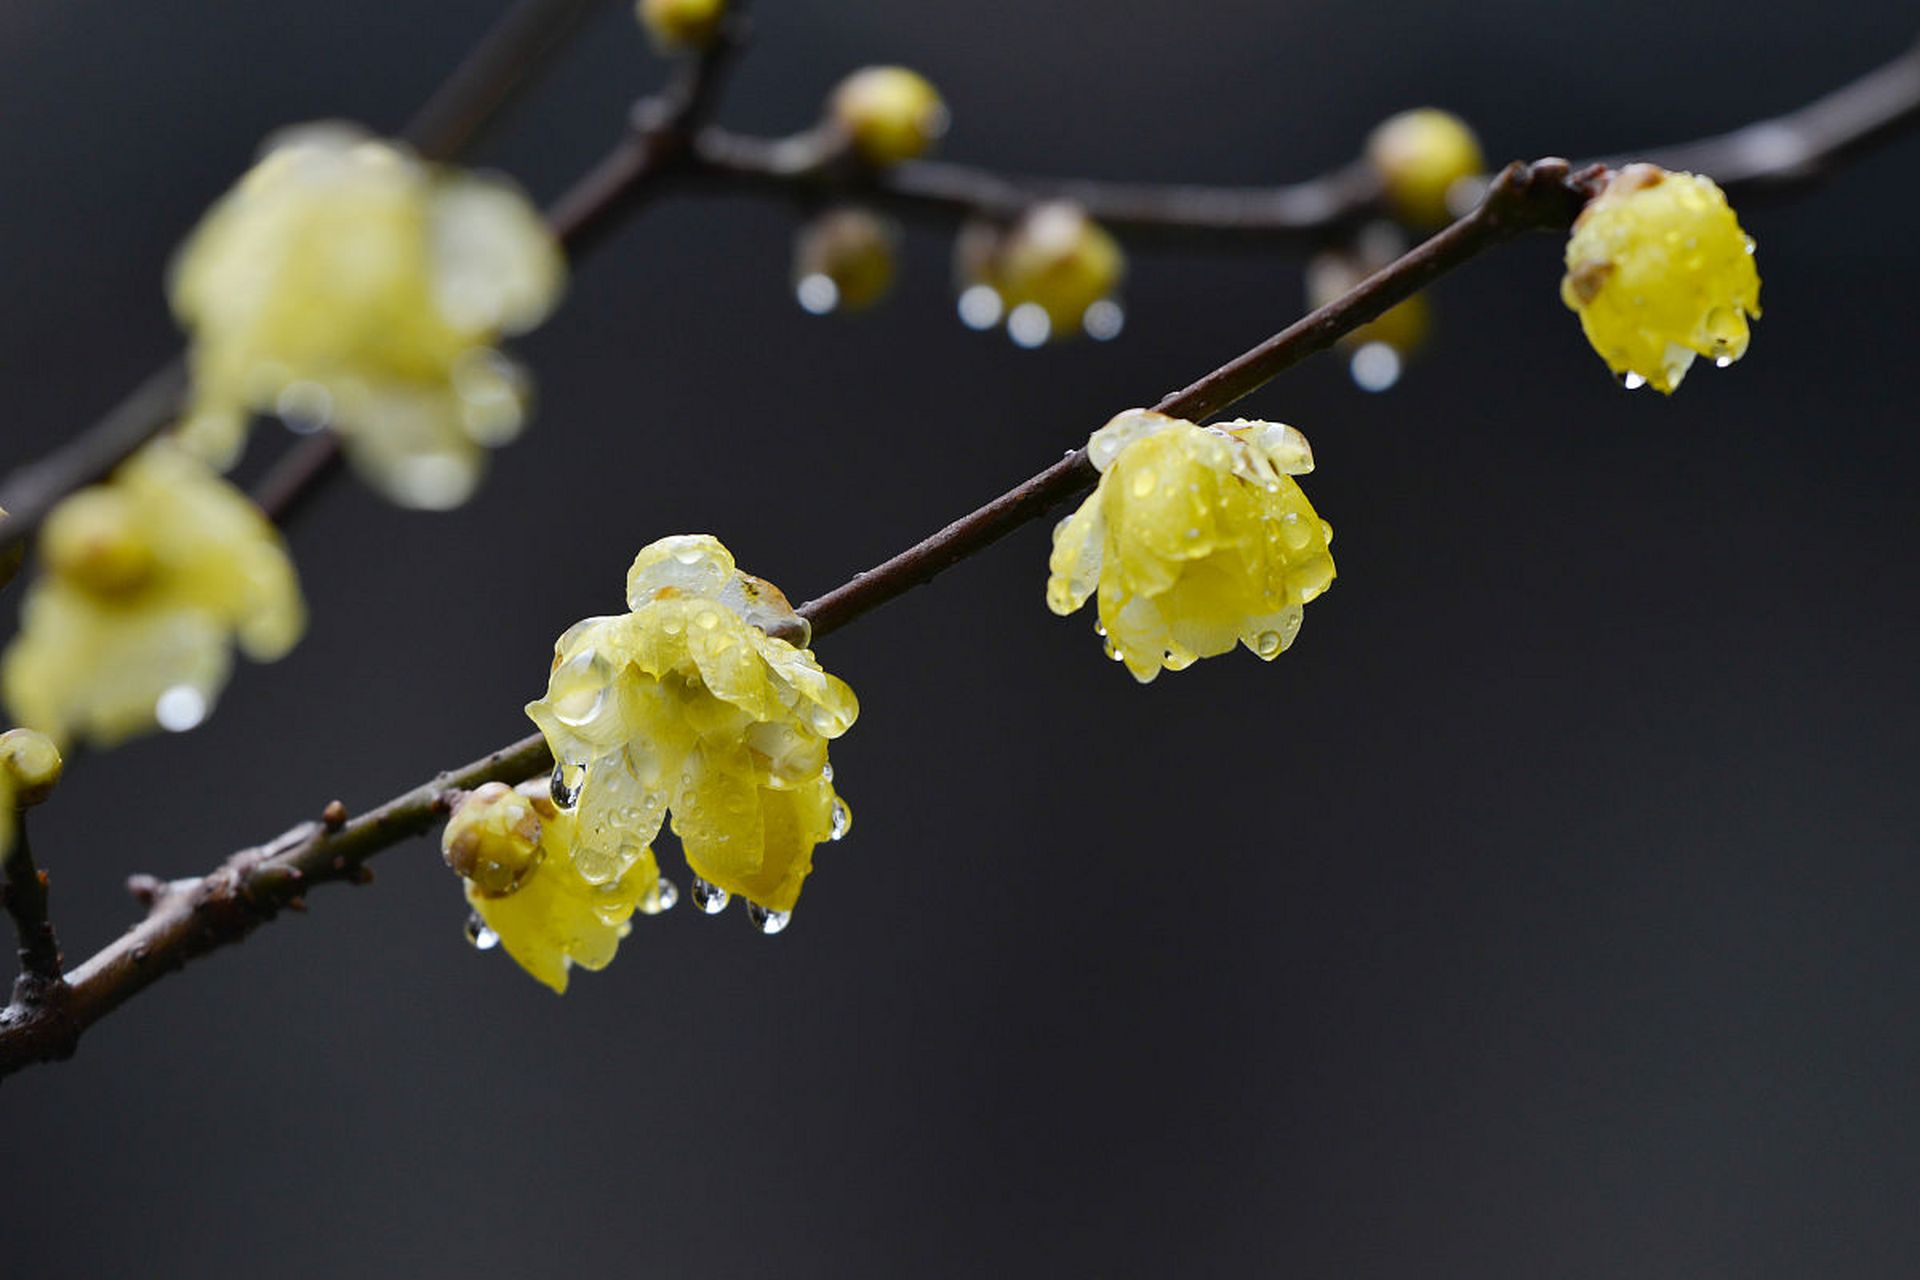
<box><xmin>2</xmin><ymin>442</ymin><xmax>304</xmax><ymax>748</ymax></box>
<box><xmin>445</xmin><ymin>780</ymin><xmax>664</xmax><ymax>994</ymax></box>
<box><xmin>957</xmin><ymin>202</ymin><xmax>1125</xmax><ymax>345</ymax></box>
<box><xmin>169</xmin><ymin>124</ymin><xmax>565</xmax><ymax>508</ymax></box>
<box><xmin>1366</xmin><ymin>108</ymin><xmax>1485</xmax><ymax>228</ymax></box>
<box><xmin>525</xmin><ymin>535</ymin><xmax>856</xmax><ymax>931</ymax></box>
<box><xmin>1560</xmin><ymin>164</ymin><xmax>1761</xmax><ymax>393</ymax></box>
<box><xmin>1048</xmin><ymin>409</ymin><xmax>1336</xmax><ymax>683</ymax></box>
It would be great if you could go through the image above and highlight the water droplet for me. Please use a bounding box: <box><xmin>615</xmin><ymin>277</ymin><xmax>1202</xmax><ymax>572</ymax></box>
<box><xmin>1007</xmin><ymin>303</ymin><xmax>1052</xmax><ymax>348</ymax></box>
<box><xmin>957</xmin><ymin>283</ymin><xmax>1003</xmax><ymax>330</ymax></box>
<box><xmin>821</xmin><ymin>761</ymin><xmax>834</xmax><ymax>783</ymax></box>
<box><xmin>1093</xmin><ymin>621</ymin><xmax>1107</xmax><ymax>637</ymax></box>
<box><xmin>155</xmin><ymin>685</ymin><xmax>208</xmax><ymax>733</ymax></box>
<box><xmin>795</xmin><ymin>272</ymin><xmax>839</xmax><ymax>315</ymax></box>
<box><xmin>550</xmin><ymin>761</ymin><xmax>586</xmax><ymax>809</ymax></box>
<box><xmin>1714</xmin><ymin>355</ymin><xmax>1734</xmax><ymax>368</ymax></box>
<box><xmin>1253</xmin><ymin>630</ymin><xmax>1284</xmax><ymax>658</ymax></box>
<box><xmin>275</xmin><ymin>381</ymin><xmax>334</xmax><ymax>433</ymax></box>
<box><xmin>1082</xmin><ymin>298</ymin><xmax>1125</xmax><ymax>341</ymax></box>
<box><xmin>1349</xmin><ymin>341</ymin><xmax>1402</xmax><ymax>393</ymax></box>
<box><xmin>1622</xmin><ymin>371</ymin><xmax>1648</xmax><ymax>391</ymax></box>
<box><xmin>745</xmin><ymin>901</ymin><xmax>792</xmax><ymax>935</ymax></box>
<box><xmin>829</xmin><ymin>797</ymin><xmax>852</xmax><ymax>841</ymax></box>
<box><xmin>691</xmin><ymin>877</ymin><xmax>730</xmax><ymax>914</ymax></box>
<box><xmin>464</xmin><ymin>912</ymin><xmax>499</xmax><ymax>950</ymax></box>
<box><xmin>641</xmin><ymin>876</ymin><xmax>679</xmax><ymax>915</ymax></box>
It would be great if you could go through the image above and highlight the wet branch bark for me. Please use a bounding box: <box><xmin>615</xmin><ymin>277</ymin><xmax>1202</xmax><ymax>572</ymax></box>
<box><xmin>2</xmin><ymin>38</ymin><xmax>1918</xmax><ymax>1081</ymax></box>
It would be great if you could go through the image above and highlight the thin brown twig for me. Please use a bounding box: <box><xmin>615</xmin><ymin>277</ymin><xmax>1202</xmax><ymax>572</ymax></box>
<box><xmin>4</xmin><ymin>40</ymin><xmax>1919</xmax><ymax>1081</ymax></box>
<box><xmin>2</xmin><ymin>820</ymin><xmax>63</xmax><ymax>989</ymax></box>
<box><xmin>0</xmin><ymin>0</ymin><xmax>616</xmax><ymax>560</ymax></box>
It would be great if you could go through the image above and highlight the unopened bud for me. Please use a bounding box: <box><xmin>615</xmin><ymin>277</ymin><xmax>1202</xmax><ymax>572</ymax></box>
<box><xmin>829</xmin><ymin>66</ymin><xmax>947</xmax><ymax>166</ymax></box>
<box><xmin>793</xmin><ymin>207</ymin><xmax>898</xmax><ymax>314</ymax></box>
<box><xmin>442</xmin><ymin>780</ymin><xmax>543</xmax><ymax>896</ymax></box>
<box><xmin>0</xmin><ymin>728</ymin><xmax>63</xmax><ymax>807</ymax></box>
<box><xmin>1366</xmin><ymin>108</ymin><xmax>1484</xmax><ymax>228</ymax></box>
<box><xmin>636</xmin><ymin>0</ymin><xmax>726</xmax><ymax>52</ymax></box>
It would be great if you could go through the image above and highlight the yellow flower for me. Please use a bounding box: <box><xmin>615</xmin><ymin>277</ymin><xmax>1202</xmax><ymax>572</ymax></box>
<box><xmin>1366</xmin><ymin>108</ymin><xmax>1484</xmax><ymax>228</ymax></box>
<box><xmin>169</xmin><ymin>124</ymin><xmax>565</xmax><ymax>508</ymax></box>
<box><xmin>1048</xmin><ymin>410</ymin><xmax>1336</xmax><ymax>683</ymax></box>
<box><xmin>526</xmin><ymin>535</ymin><xmax>856</xmax><ymax>926</ymax></box>
<box><xmin>446</xmin><ymin>781</ymin><xmax>664</xmax><ymax>994</ymax></box>
<box><xmin>829</xmin><ymin>67</ymin><xmax>947</xmax><ymax>166</ymax></box>
<box><xmin>2</xmin><ymin>442</ymin><xmax>304</xmax><ymax>748</ymax></box>
<box><xmin>1560</xmin><ymin>164</ymin><xmax>1761</xmax><ymax>393</ymax></box>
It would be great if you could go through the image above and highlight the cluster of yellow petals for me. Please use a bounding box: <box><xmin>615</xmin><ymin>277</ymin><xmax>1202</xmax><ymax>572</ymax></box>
<box><xmin>959</xmin><ymin>202</ymin><xmax>1124</xmax><ymax>344</ymax></box>
<box><xmin>1560</xmin><ymin>164</ymin><xmax>1761</xmax><ymax>393</ymax></box>
<box><xmin>2</xmin><ymin>443</ymin><xmax>304</xmax><ymax>748</ymax></box>
<box><xmin>445</xmin><ymin>780</ymin><xmax>665</xmax><ymax>994</ymax></box>
<box><xmin>1366</xmin><ymin>108</ymin><xmax>1485</xmax><ymax>228</ymax></box>
<box><xmin>1048</xmin><ymin>410</ymin><xmax>1336</xmax><ymax>683</ymax></box>
<box><xmin>169</xmin><ymin>124</ymin><xmax>565</xmax><ymax>508</ymax></box>
<box><xmin>828</xmin><ymin>66</ymin><xmax>948</xmax><ymax>166</ymax></box>
<box><xmin>512</xmin><ymin>535</ymin><xmax>853</xmax><ymax>954</ymax></box>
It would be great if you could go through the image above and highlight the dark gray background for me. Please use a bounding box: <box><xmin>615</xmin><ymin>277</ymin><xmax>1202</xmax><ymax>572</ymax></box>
<box><xmin>4</xmin><ymin>1</ymin><xmax>1918</xmax><ymax>1276</ymax></box>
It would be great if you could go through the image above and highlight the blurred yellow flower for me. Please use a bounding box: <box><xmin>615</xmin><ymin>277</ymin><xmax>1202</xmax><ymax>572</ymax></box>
<box><xmin>958</xmin><ymin>202</ymin><xmax>1125</xmax><ymax>345</ymax></box>
<box><xmin>1560</xmin><ymin>164</ymin><xmax>1761</xmax><ymax>393</ymax></box>
<box><xmin>829</xmin><ymin>66</ymin><xmax>947</xmax><ymax>166</ymax></box>
<box><xmin>446</xmin><ymin>780</ymin><xmax>664</xmax><ymax>994</ymax></box>
<box><xmin>2</xmin><ymin>442</ymin><xmax>304</xmax><ymax>748</ymax></box>
<box><xmin>1048</xmin><ymin>409</ymin><xmax>1335</xmax><ymax>683</ymax></box>
<box><xmin>525</xmin><ymin>535</ymin><xmax>856</xmax><ymax>934</ymax></box>
<box><xmin>169</xmin><ymin>124</ymin><xmax>564</xmax><ymax>508</ymax></box>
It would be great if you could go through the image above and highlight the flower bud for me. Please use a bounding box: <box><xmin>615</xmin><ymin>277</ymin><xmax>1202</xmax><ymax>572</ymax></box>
<box><xmin>636</xmin><ymin>0</ymin><xmax>725</xmax><ymax>51</ymax></box>
<box><xmin>443</xmin><ymin>781</ymin><xmax>543</xmax><ymax>896</ymax></box>
<box><xmin>828</xmin><ymin>66</ymin><xmax>947</xmax><ymax>166</ymax></box>
<box><xmin>991</xmin><ymin>202</ymin><xmax>1124</xmax><ymax>342</ymax></box>
<box><xmin>1366</xmin><ymin>108</ymin><xmax>1484</xmax><ymax>228</ymax></box>
<box><xmin>40</xmin><ymin>488</ymin><xmax>156</xmax><ymax>597</ymax></box>
<box><xmin>0</xmin><ymin>728</ymin><xmax>63</xmax><ymax>807</ymax></box>
<box><xmin>792</xmin><ymin>207</ymin><xmax>898</xmax><ymax>313</ymax></box>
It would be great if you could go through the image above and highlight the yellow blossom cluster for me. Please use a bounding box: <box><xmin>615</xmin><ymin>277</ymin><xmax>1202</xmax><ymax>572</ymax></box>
<box><xmin>1048</xmin><ymin>409</ymin><xmax>1335</xmax><ymax>682</ymax></box>
<box><xmin>1560</xmin><ymin>164</ymin><xmax>1761</xmax><ymax>393</ymax></box>
<box><xmin>956</xmin><ymin>202</ymin><xmax>1125</xmax><ymax>345</ymax></box>
<box><xmin>829</xmin><ymin>67</ymin><xmax>947</xmax><ymax>166</ymax></box>
<box><xmin>445</xmin><ymin>780</ymin><xmax>665</xmax><ymax>994</ymax></box>
<box><xmin>169</xmin><ymin>124</ymin><xmax>565</xmax><ymax>508</ymax></box>
<box><xmin>2</xmin><ymin>443</ymin><xmax>304</xmax><ymax>748</ymax></box>
<box><xmin>1366</xmin><ymin>108</ymin><xmax>1485</xmax><ymax>228</ymax></box>
<box><xmin>456</xmin><ymin>535</ymin><xmax>855</xmax><ymax>989</ymax></box>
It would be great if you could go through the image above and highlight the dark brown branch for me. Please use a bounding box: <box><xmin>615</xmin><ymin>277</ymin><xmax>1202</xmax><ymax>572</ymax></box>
<box><xmin>795</xmin><ymin>158</ymin><xmax>1600</xmax><ymax>639</ymax></box>
<box><xmin>5</xmin><ymin>40</ymin><xmax>1920</xmax><ymax>1081</ymax></box>
<box><xmin>2</xmin><ymin>821</ymin><xmax>62</xmax><ymax>989</ymax></box>
<box><xmin>0</xmin><ymin>0</ymin><xmax>614</xmax><ymax>561</ymax></box>
<box><xmin>0</xmin><ymin>735</ymin><xmax>551</xmax><ymax>1078</ymax></box>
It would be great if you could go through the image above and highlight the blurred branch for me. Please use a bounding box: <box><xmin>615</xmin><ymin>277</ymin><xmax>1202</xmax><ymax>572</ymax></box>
<box><xmin>3</xmin><ymin>39</ymin><xmax>1920</xmax><ymax>1082</ymax></box>
<box><xmin>0</xmin><ymin>0</ymin><xmax>616</xmax><ymax>561</ymax></box>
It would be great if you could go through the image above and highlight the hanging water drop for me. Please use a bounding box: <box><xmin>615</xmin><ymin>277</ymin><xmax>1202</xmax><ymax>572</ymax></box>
<box><xmin>957</xmin><ymin>283</ymin><xmax>1003</xmax><ymax>330</ymax></box>
<box><xmin>154</xmin><ymin>684</ymin><xmax>208</xmax><ymax>733</ymax></box>
<box><xmin>745</xmin><ymin>901</ymin><xmax>792</xmax><ymax>935</ymax></box>
<box><xmin>821</xmin><ymin>761</ymin><xmax>834</xmax><ymax>783</ymax></box>
<box><xmin>464</xmin><ymin>912</ymin><xmax>499</xmax><ymax>951</ymax></box>
<box><xmin>691</xmin><ymin>876</ymin><xmax>731</xmax><ymax>914</ymax></box>
<box><xmin>829</xmin><ymin>797</ymin><xmax>852</xmax><ymax>841</ymax></box>
<box><xmin>1622</xmin><ymin>371</ymin><xmax>1648</xmax><ymax>390</ymax></box>
<box><xmin>550</xmin><ymin>760</ymin><xmax>586</xmax><ymax>809</ymax></box>
<box><xmin>641</xmin><ymin>876</ymin><xmax>679</xmax><ymax>915</ymax></box>
<box><xmin>1714</xmin><ymin>355</ymin><xmax>1734</xmax><ymax>368</ymax></box>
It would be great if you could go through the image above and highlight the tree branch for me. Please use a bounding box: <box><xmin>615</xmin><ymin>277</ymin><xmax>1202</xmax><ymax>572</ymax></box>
<box><xmin>0</xmin><ymin>0</ymin><xmax>615</xmax><ymax>561</ymax></box>
<box><xmin>4</xmin><ymin>38</ymin><xmax>1919</xmax><ymax>1082</ymax></box>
